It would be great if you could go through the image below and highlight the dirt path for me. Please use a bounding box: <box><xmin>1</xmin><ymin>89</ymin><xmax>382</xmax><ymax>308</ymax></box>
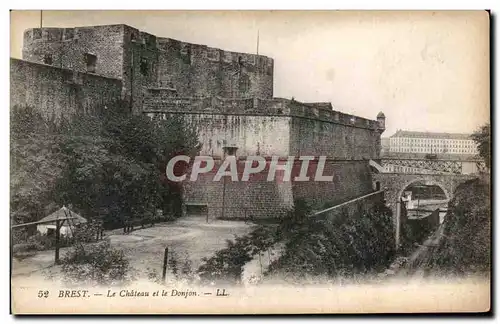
<box><xmin>12</xmin><ymin>216</ymin><xmax>255</xmax><ymax>280</ymax></box>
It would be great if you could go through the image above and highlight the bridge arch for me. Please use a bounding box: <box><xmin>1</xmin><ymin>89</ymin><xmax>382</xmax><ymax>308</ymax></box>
<box><xmin>396</xmin><ymin>178</ymin><xmax>451</xmax><ymax>202</ymax></box>
<box><xmin>372</xmin><ymin>172</ymin><xmax>478</xmax><ymax>250</ymax></box>
<box><xmin>369</xmin><ymin>159</ymin><xmax>384</xmax><ymax>173</ymax></box>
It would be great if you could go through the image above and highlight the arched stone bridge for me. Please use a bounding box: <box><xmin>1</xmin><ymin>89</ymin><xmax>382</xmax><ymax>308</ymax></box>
<box><xmin>372</xmin><ymin>173</ymin><xmax>478</xmax><ymax>209</ymax></box>
<box><xmin>371</xmin><ymin>171</ymin><xmax>478</xmax><ymax>249</ymax></box>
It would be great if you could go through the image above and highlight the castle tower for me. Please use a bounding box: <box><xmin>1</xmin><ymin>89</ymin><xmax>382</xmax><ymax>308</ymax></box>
<box><xmin>377</xmin><ymin>111</ymin><xmax>386</xmax><ymax>133</ymax></box>
<box><xmin>21</xmin><ymin>24</ymin><xmax>275</xmax><ymax>115</ymax></box>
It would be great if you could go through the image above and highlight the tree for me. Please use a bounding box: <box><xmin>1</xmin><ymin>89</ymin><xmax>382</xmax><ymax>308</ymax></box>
<box><xmin>10</xmin><ymin>103</ymin><xmax>200</xmax><ymax>229</ymax></box>
<box><xmin>267</xmin><ymin>202</ymin><xmax>395</xmax><ymax>280</ymax></box>
<box><xmin>471</xmin><ymin>123</ymin><xmax>490</xmax><ymax>169</ymax></box>
<box><xmin>10</xmin><ymin>106</ymin><xmax>67</xmax><ymax>224</ymax></box>
<box><xmin>430</xmin><ymin>178</ymin><xmax>490</xmax><ymax>275</ymax></box>
<box><xmin>61</xmin><ymin>239</ymin><xmax>134</xmax><ymax>286</ymax></box>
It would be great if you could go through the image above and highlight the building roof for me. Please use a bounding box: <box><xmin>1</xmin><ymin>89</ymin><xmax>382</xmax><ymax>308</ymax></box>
<box><xmin>38</xmin><ymin>206</ymin><xmax>87</xmax><ymax>227</ymax></box>
<box><xmin>390</xmin><ymin>130</ymin><xmax>473</xmax><ymax>140</ymax></box>
<box><xmin>377</xmin><ymin>111</ymin><xmax>385</xmax><ymax>118</ymax></box>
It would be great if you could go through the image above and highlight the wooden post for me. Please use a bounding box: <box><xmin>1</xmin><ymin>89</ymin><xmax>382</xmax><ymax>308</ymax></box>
<box><xmin>162</xmin><ymin>247</ymin><xmax>169</xmax><ymax>283</ymax></box>
<box><xmin>221</xmin><ymin>176</ymin><xmax>226</xmax><ymax>219</ymax></box>
<box><xmin>55</xmin><ymin>219</ymin><xmax>62</xmax><ymax>264</ymax></box>
<box><xmin>395</xmin><ymin>201</ymin><xmax>401</xmax><ymax>251</ymax></box>
<box><xmin>258</xmin><ymin>253</ymin><xmax>263</xmax><ymax>274</ymax></box>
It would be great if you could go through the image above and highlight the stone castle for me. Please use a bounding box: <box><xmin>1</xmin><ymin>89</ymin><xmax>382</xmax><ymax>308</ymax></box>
<box><xmin>10</xmin><ymin>24</ymin><xmax>386</xmax><ymax>220</ymax></box>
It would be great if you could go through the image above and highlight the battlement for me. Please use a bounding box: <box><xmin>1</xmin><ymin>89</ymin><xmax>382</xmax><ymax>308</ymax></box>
<box><xmin>10</xmin><ymin>58</ymin><xmax>122</xmax><ymax>120</ymax></box>
<box><xmin>19</xmin><ymin>24</ymin><xmax>380</xmax><ymax>132</ymax></box>
<box><xmin>23</xmin><ymin>25</ymin><xmax>274</xmax><ymax>74</ymax></box>
<box><xmin>23</xmin><ymin>25</ymin><xmax>124</xmax><ymax>43</ymax></box>
<box><xmin>22</xmin><ymin>24</ymin><xmax>274</xmax><ymax>103</ymax></box>
<box><xmin>143</xmin><ymin>96</ymin><xmax>381</xmax><ymax>130</ymax></box>
<box><xmin>155</xmin><ymin>37</ymin><xmax>273</xmax><ymax>74</ymax></box>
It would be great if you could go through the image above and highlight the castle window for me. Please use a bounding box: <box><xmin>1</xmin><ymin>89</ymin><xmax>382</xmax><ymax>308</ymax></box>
<box><xmin>140</xmin><ymin>58</ymin><xmax>149</xmax><ymax>76</ymax></box>
<box><xmin>33</xmin><ymin>29</ymin><xmax>42</xmax><ymax>40</ymax></box>
<box><xmin>84</xmin><ymin>53</ymin><xmax>97</xmax><ymax>73</ymax></box>
<box><xmin>207</xmin><ymin>48</ymin><xmax>220</xmax><ymax>61</ymax></box>
<box><xmin>146</xmin><ymin>35</ymin><xmax>155</xmax><ymax>47</ymax></box>
<box><xmin>223</xmin><ymin>51</ymin><xmax>233</xmax><ymax>63</ymax></box>
<box><xmin>239</xmin><ymin>74</ymin><xmax>250</xmax><ymax>93</ymax></box>
<box><xmin>180</xmin><ymin>44</ymin><xmax>188</xmax><ymax>55</ymax></box>
<box><xmin>43</xmin><ymin>54</ymin><xmax>53</xmax><ymax>65</ymax></box>
<box><xmin>63</xmin><ymin>28</ymin><xmax>74</xmax><ymax>40</ymax></box>
<box><xmin>180</xmin><ymin>44</ymin><xmax>191</xmax><ymax>64</ymax></box>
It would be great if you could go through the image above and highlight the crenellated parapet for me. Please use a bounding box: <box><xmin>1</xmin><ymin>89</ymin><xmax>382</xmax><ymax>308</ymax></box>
<box><xmin>143</xmin><ymin>96</ymin><xmax>382</xmax><ymax>130</ymax></box>
<box><xmin>155</xmin><ymin>37</ymin><xmax>273</xmax><ymax>76</ymax></box>
<box><xmin>22</xmin><ymin>24</ymin><xmax>274</xmax><ymax>106</ymax></box>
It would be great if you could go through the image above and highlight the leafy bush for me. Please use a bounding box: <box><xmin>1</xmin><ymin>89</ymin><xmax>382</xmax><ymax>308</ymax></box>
<box><xmin>471</xmin><ymin>123</ymin><xmax>490</xmax><ymax>169</ymax></box>
<box><xmin>197</xmin><ymin>226</ymin><xmax>279</xmax><ymax>285</ymax></box>
<box><xmin>276</xmin><ymin>198</ymin><xmax>312</xmax><ymax>237</ymax></box>
<box><xmin>266</xmin><ymin>202</ymin><xmax>395</xmax><ymax>279</ymax></box>
<box><xmin>12</xmin><ymin>242</ymin><xmax>43</xmax><ymax>254</ymax></box>
<box><xmin>72</xmin><ymin>219</ymin><xmax>103</xmax><ymax>243</ymax></box>
<box><xmin>195</xmin><ymin>199</ymin><xmax>395</xmax><ymax>284</ymax></box>
<box><xmin>429</xmin><ymin>178</ymin><xmax>490</xmax><ymax>275</ymax></box>
<box><xmin>145</xmin><ymin>250</ymin><xmax>198</xmax><ymax>285</ymax></box>
<box><xmin>146</xmin><ymin>267</ymin><xmax>164</xmax><ymax>285</ymax></box>
<box><xmin>11</xmin><ymin>104</ymin><xmax>200</xmax><ymax>231</ymax></box>
<box><xmin>60</xmin><ymin>240</ymin><xmax>134</xmax><ymax>286</ymax></box>
<box><xmin>13</xmin><ymin>232</ymin><xmax>73</xmax><ymax>252</ymax></box>
<box><xmin>170</xmin><ymin>251</ymin><xmax>198</xmax><ymax>283</ymax></box>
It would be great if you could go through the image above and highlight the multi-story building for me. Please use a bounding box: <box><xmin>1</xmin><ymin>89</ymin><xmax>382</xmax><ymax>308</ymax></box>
<box><xmin>389</xmin><ymin>130</ymin><xmax>478</xmax><ymax>156</ymax></box>
<box><xmin>380</xmin><ymin>137</ymin><xmax>390</xmax><ymax>155</ymax></box>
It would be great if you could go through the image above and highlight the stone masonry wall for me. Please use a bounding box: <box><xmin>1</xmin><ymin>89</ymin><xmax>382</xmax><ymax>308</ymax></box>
<box><xmin>291</xmin><ymin>160</ymin><xmax>374</xmax><ymax>209</ymax></box>
<box><xmin>17</xmin><ymin>24</ymin><xmax>382</xmax><ymax>220</ymax></box>
<box><xmin>180</xmin><ymin>157</ymin><xmax>375</xmax><ymax>220</ymax></box>
<box><xmin>10</xmin><ymin>58</ymin><xmax>123</xmax><ymax>120</ymax></box>
<box><xmin>311</xmin><ymin>190</ymin><xmax>385</xmax><ymax>223</ymax></box>
<box><xmin>146</xmin><ymin>112</ymin><xmax>291</xmax><ymax>159</ymax></box>
<box><xmin>22</xmin><ymin>25</ymin><xmax>126</xmax><ymax>81</ymax></box>
<box><xmin>289</xmin><ymin>115</ymin><xmax>380</xmax><ymax>160</ymax></box>
<box><xmin>149</xmin><ymin>97</ymin><xmax>383</xmax><ymax>218</ymax></box>
<box><xmin>22</xmin><ymin>24</ymin><xmax>274</xmax><ymax>114</ymax></box>
<box><xmin>182</xmin><ymin>159</ymin><xmax>293</xmax><ymax>220</ymax></box>
<box><xmin>155</xmin><ymin>37</ymin><xmax>273</xmax><ymax>99</ymax></box>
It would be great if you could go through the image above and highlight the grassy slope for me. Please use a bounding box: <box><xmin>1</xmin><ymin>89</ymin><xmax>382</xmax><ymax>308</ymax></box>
<box><xmin>429</xmin><ymin>176</ymin><xmax>491</xmax><ymax>275</ymax></box>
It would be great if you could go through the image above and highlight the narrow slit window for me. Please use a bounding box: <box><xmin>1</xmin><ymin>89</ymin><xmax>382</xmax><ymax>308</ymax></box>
<box><xmin>84</xmin><ymin>53</ymin><xmax>97</xmax><ymax>73</ymax></box>
<box><xmin>140</xmin><ymin>58</ymin><xmax>149</xmax><ymax>76</ymax></box>
<box><xmin>43</xmin><ymin>54</ymin><xmax>53</xmax><ymax>65</ymax></box>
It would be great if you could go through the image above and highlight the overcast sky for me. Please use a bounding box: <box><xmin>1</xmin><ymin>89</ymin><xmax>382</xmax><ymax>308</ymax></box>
<box><xmin>10</xmin><ymin>10</ymin><xmax>490</xmax><ymax>136</ymax></box>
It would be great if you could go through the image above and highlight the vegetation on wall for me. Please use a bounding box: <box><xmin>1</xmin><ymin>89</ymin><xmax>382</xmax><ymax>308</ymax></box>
<box><xmin>195</xmin><ymin>199</ymin><xmax>395</xmax><ymax>284</ymax></box>
<box><xmin>10</xmin><ymin>103</ymin><xmax>199</xmax><ymax>230</ymax></box>
<box><xmin>429</xmin><ymin>177</ymin><xmax>490</xmax><ymax>275</ymax></box>
<box><xmin>471</xmin><ymin>123</ymin><xmax>491</xmax><ymax>169</ymax></box>
<box><xmin>197</xmin><ymin>225</ymin><xmax>279</xmax><ymax>285</ymax></box>
<box><xmin>266</xmin><ymin>200</ymin><xmax>395</xmax><ymax>280</ymax></box>
<box><xmin>60</xmin><ymin>239</ymin><xmax>135</xmax><ymax>286</ymax></box>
